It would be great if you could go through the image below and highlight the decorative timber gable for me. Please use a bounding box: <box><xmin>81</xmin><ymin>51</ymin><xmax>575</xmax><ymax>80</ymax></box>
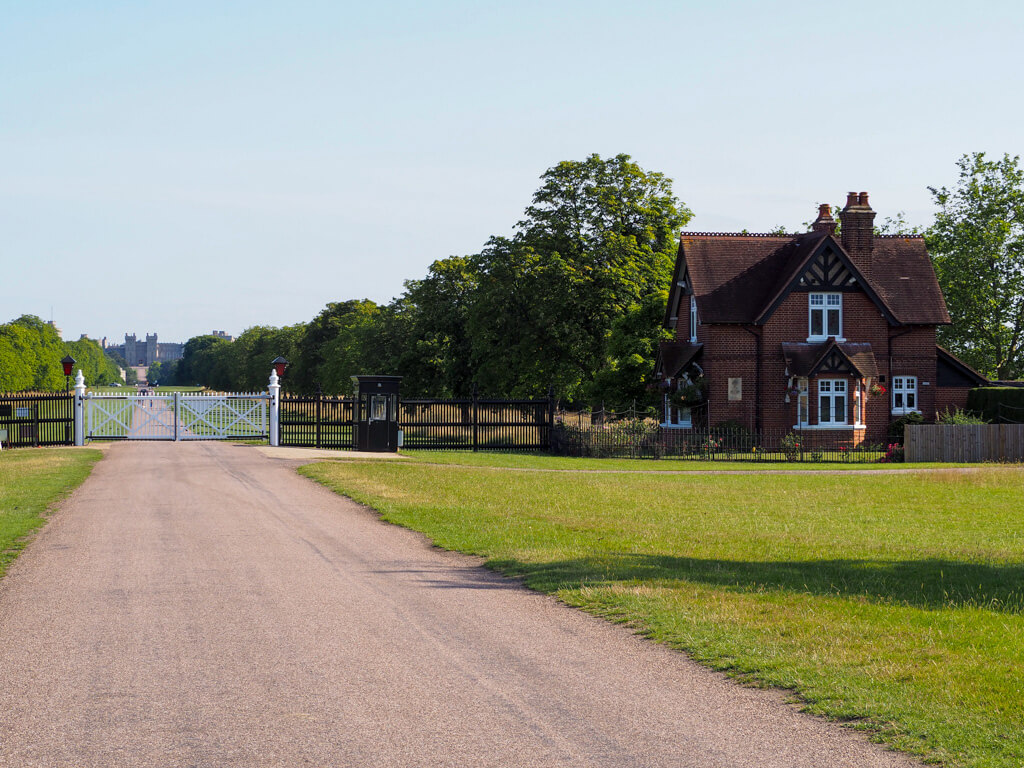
<box><xmin>794</xmin><ymin>244</ymin><xmax>858</xmax><ymax>291</ymax></box>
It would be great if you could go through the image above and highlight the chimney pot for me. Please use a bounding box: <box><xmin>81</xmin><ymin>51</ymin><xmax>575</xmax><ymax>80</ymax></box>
<box><xmin>818</xmin><ymin>203</ymin><xmax>831</xmax><ymax>218</ymax></box>
<box><xmin>846</xmin><ymin>192</ymin><xmax>859</xmax><ymax>208</ymax></box>
<box><xmin>859</xmin><ymin>191</ymin><xmax>870</xmax><ymax>207</ymax></box>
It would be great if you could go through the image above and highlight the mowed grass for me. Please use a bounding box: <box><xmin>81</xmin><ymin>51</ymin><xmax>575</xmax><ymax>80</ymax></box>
<box><xmin>301</xmin><ymin>458</ymin><xmax>1024</xmax><ymax>768</ymax></box>
<box><xmin>0</xmin><ymin>448</ymin><xmax>103</xmax><ymax>578</ymax></box>
<box><xmin>401</xmin><ymin>449</ymin><xmax>978</xmax><ymax>472</ymax></box>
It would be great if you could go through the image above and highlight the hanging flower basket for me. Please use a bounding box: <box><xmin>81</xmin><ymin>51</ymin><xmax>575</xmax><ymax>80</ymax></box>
<box><xmin>869</xmin><ymin>383</ymin><xmax>887</xmax><ymax>397</ymax></box>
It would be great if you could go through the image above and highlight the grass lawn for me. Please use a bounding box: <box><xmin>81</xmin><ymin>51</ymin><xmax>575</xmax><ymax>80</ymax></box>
<box><xmin>400</xmin><ymin>449</ymin><xmax>981</xmax><ymax>472</ymax></box>
<box><xmin>0</xmin><ymin>448</ymin><xmax>102</xmax><ymax>578</ymax></box>
<box><xmin>302</xmin><ymin>457</ymin><xmax>1024</xmax><ymax>768</ymax></box>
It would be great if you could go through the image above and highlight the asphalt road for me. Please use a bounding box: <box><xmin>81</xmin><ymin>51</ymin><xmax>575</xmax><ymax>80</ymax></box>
<box><xmin>0</xmin><ymin>442</ymin><xmax>921</xmax><ymax>767</ymax></box>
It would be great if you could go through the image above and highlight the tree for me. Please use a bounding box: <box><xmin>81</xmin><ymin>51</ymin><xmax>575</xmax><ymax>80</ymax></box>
<box><xmin>928</xmin><ymin>153</ymin><xmax>1024</xmax><ymax>380</ymax></box>
<box><xmin>467</xmin><ymin>153</ymin><xmax>691</xmax><ymax>401</ymax></box>
<box><xmin>0</xmin><ymin>316</ymin><xmax>65</xmax><ymax>391</ymax></box>
<box><xmin>585</xmin><ymin>290</ymin><xmax>672</xmax><ymax>409</ymax></box>
<box><xmin>177</xmin><ymin>335</ymin><xmax>231</xmax><ymax>387</ymax></box>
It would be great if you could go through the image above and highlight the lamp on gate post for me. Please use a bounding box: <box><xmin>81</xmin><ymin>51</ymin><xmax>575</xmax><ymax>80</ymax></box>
<box><xmin>272</xmin><ymin>357</ymin><xmax>289</xmax><ymax>378</ymax></box>
<box><xmin>61</xmin><ymin>355</ymin><xmax>76</xmax><ymax>392</ymax></box>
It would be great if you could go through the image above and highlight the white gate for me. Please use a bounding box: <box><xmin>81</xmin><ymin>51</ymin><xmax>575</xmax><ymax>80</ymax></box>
<box><xmin>86</xmin><ymin>392</ymin><xmax>268</xmax><ymax>441</ymax></box>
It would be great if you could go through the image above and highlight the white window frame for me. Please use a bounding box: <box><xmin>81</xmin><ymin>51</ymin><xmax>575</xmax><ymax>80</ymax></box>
<box><xmin>689</xmin><ymin>295</ymin><xmax>698</xmax><ymax>343</ymax></box>
<box><xmin>817</xmin><ymin>378</ymin><xmax>847</xmax><ymax>425</ymax></box>
<box><xmin>808</xmin><ymin>292</ymin><xmax>843</xmax><ymax>342</ymax></box>
<box><xmin>796</xmin><ymin>377</ymin><xmax>809</xmax><ymax>427</ymax></box>
<box><xmin>662</xmin><ymin>394</ymin><xmax>692</xmax><ymax>428</ymax></box>
<box><xmin>891</xmin><ymin>376</ymin><xmax>918</xmax><ymax>414</ymax></box>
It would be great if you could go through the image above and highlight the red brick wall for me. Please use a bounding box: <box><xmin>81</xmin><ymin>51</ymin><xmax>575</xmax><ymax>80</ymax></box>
<box><xmin>934</xmin><ymin>386</ymin><xmax>972</xmax><ymax>418</ymax></box>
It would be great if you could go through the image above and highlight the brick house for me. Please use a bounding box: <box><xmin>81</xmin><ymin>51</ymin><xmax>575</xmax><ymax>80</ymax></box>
<box><xmin>654</xmin><ymin>192</ymin><xmax>987</xmax><ymax>442</ymax></box>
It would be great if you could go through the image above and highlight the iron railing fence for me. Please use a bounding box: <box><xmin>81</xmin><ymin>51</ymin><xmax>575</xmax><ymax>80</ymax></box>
<box><xmin>279</xmin><ymin>392</ymin><xmax>355</xmax><ymax>449</ymax></box>
<box><xmin>400</xmin><ymin>394</ymin><xmax>553</xmax><ymax>451</ymax></box>
<box><xmin>552</xmin><ymin>410</ymin><xmax>899</xmax><ymax>462</ymax></box>
<box><xmin>0</xmin><ymin>391</ymin><xmax>74</xmax><ymax>448</ymax></box>
<box><xmin>278</xmin><ymin>388</ymin><xmax>555</xmax><ymax>451</ymax></box>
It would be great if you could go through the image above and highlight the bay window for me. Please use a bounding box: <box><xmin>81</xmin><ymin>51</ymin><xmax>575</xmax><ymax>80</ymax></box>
<box><xmin>818</xmin><ymin>379</ymin><xmax>847</xmax><ymax>425</ymax></box>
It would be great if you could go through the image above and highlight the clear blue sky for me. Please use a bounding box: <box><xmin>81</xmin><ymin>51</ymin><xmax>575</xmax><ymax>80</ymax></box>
<box><xmin>2</xmin><ymin>0</ymin><xmax>1022</xmax><ymax>344</ymax></box>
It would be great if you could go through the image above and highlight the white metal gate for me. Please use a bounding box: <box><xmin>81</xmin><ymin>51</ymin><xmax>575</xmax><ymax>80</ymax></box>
<box><xmin>86</xmin><ymin>392</ymin><xmax>269</xmax><ymax>441</ymax></box>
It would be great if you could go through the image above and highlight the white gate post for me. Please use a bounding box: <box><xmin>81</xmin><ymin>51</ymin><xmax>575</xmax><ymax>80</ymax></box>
<box><xmin>269</xmin><ymin>369</ymin><xmax>280</xmax><ymax>447</ymax></box>
<box><xmin>74</xmin><ymin>369</ymin><xmax>86</xmax><ymax>446</ymax></box>
<box><xmin>174</xmin><ymin>392</ymin><xmax>180</xmax><ymax>441</ymax></box>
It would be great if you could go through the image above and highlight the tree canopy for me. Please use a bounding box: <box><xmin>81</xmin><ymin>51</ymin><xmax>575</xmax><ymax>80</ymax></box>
<box><xmin>928</xmin><ymin>153</ymin><xmax>1024</xmax><ymax>380</ymax></box>
<box><xmin>0</xmin><ymin>316</ymin><xmax>122</xmax><ymax>391</ymax></box>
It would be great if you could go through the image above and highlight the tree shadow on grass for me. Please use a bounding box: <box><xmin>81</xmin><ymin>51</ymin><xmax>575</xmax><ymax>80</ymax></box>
<box><xmin>488</xmin><ymin>554</ymin><xmax>1024</xmax><ymax>613</ymax></box>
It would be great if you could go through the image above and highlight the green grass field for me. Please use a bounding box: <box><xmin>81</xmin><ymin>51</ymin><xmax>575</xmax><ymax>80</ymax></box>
<box><xmin>0</xmin><ymin>448</ymin><xmax>103</xmax><ymax>578</ymax></box>
<box><xmin>302</xmin><ymin>456</ymin><xmax>1024</xmax><ymax>768</ymax></box>
<box><xmin>400</xmin><ymin>449</ymin><xmax>979</xmax><ymax>472</ymax></box>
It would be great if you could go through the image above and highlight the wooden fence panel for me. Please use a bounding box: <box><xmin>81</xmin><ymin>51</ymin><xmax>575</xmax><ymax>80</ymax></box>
<box><xmin>905</xmin><ymin>424</ymin><xmax>1024</xmax><ymax>462</ymax></box>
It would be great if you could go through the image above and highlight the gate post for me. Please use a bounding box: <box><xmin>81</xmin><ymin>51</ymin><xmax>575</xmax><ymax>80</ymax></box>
<box><xmin>174</xmin><ymin>392</ymin><xmax>180</xmax><ymax>441</ymax></box>
<box><xmin>74</xmin><ymin>370</ymin><xmax>86</xmax><ymax>446</ymax></box>
<box><xmin>269</xmin><ymin>369</ymin><xmax>281</xmax><ymax>446</ymax></box>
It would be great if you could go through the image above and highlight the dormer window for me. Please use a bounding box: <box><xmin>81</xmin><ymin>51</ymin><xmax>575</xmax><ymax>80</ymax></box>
<box><xmin>809</xmin><ymin>293</ymin><xmax>842</xmax><ymax>341</ymax></box>
<box><xmin>689</xmin><ymin>295</ymin><xmax>698</xmax><ymax>343</ymax></box>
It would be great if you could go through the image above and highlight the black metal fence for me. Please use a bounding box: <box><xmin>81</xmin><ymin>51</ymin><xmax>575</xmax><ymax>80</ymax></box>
<box><xmin>0</xmin><ymin>392</ymin><xmax>74</xmax><ymax>448</ymax></box>
<box><xmin>279</xmin><ymin>388</ymin><xmax>555</xmax><ymax>451</ymax></box>
<box><xmin>552</xmin><ymin>411</ymin><xmax>901</xmax><ymax>463</ymax></box>
<box><xmin>400</xmin><ymin>391</ymin><xmax>553</xmax><ymax>451</ymax></box>
<box><xmin>279</xmin><ymin>392</ymin><xmax>355</xmax><ymax>448</ymax></box>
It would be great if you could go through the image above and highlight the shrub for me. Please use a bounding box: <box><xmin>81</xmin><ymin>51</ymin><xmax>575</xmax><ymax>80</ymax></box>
<box><xmin>935</xmin><ymin>407</ymin><xmax>987</xmax><ymax>425</ymax></box>
<box><xmin>889</xmin><ymin>411</ymin><xmax>924</xmax><ymax>439</ymax></box>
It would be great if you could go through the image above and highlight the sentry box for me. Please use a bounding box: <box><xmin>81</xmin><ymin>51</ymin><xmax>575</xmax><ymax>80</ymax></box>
<box><xmin>351</xmin><ymin>375</ymin><xmax>402</xmax><ymax>452</ymax></box>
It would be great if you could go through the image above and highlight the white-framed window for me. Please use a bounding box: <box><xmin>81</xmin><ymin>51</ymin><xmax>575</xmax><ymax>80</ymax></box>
<box><xmin>797</xmin><ymin>377</ymin><xmax>809</xmax><ymax>426</ymax></box>
<box><xmin>892</xmin><ymin>376</ymin><xmax>918</xmax><ymax>414</ymax></box>
<box><xmin>689</xmin><ymin>295</ymin><xmax>698</xmax><ymax>343</ymax></box>
<box><xmin>818</xmin><ymin>378</ymin><xmax>847</xmax><ymax>425</ymax></box>
<box><xmin>663</xmin><ymin>395</ymin><xmax>692</xmax><ymax>428</ymax></box>
<box><xmin>809</xmin><ymin>292</ymin><xmax>842</xmax><ymax>341</ymax></box>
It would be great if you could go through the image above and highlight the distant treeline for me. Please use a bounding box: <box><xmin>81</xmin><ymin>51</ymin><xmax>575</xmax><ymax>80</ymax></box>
<box><xmin>0</xmin><ymin>315</ymin><xmax>124</xmax><ymax>391</ymax></box>
<box><xmin>152</xmin><ymin>154</ymin><xmax>693</xmax><ymax>407</ymax></box>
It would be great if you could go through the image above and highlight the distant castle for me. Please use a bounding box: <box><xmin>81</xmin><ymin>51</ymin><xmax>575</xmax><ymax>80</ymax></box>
<box><xmin>103</xmin><ymin>333</ymin><xmax>184</xmax><ymax>366</ymax></box>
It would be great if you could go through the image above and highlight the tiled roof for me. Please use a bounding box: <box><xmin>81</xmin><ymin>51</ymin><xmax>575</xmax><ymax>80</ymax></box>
<box><xmin>870</xmin><ymin>237</ymin><xmax>950</xmax><ymax>324</ymax></box>
<box><xmin>678</xmin><ymin>231</ymin><xmax>949</xmax><ymax>326</ymax></box>
<box><xmin>781</xmin><ymin>340</ymin><xmax>879</xmax><ymax>379</ymax></box>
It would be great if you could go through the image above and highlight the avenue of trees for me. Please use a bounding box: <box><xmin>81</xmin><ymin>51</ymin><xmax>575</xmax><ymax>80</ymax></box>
<box><xmin>142</xmin><ymin>151</ymin><xmax>1024</xmax><ymax>400</ymax></box>
<box><xmin>0</xmin><ymin>315</ymin><xmax>123</xmax><ymax>391</ymax></box>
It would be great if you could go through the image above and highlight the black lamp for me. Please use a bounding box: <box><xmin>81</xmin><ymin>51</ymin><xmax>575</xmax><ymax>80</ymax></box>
<box><xmin>272</xmin><ymin>357</ymin><xmax>289</xmax><ymax>378</ymax></box>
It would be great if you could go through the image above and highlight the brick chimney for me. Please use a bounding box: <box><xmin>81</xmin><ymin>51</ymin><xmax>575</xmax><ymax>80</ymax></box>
<box><xmin>839</xmin><ymin>191</ymin><xmax>876</xmax><ymax>280</ymax></box>
<box><xmin>811</xmin><ymin>203</ymin><xmax>837</xmax><ymax>235</ymax></box>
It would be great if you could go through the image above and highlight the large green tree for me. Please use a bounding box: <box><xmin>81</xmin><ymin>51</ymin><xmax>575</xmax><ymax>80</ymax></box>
<box><xmin>468</xmin><ymin>153</ymin><xmax>691</xmax><ymax>401</ymax></box>
<box><xmin>928</xmin><ymin>153</ymin><xmax>1024</xmax><ymax>380</ymax></box>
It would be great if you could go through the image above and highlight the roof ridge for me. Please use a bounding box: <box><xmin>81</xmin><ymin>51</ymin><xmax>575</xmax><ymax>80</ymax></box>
<box><xmin>681</xmin><ymin>231</ymin><xmax>798</xmax><ymax>238</ymax></box>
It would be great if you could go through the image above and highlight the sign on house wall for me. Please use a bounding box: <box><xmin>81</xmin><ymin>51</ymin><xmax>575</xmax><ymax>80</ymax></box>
<box><xmin>728</xmin><ymin>378</ymin><xmax>742</xmax><ymax>401</ymax></box>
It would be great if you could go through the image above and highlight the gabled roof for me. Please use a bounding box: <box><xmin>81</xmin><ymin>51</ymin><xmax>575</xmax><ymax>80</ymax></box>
<box><xmin>781</xmin><ymin>340</ymin><xmax>879</xmax><ymax>379</ymax></box>
<box><xmin>936</xmin><ymin>346</ymin><xmax>988</xmax><ymax>387</ymax></box>
<box><xmin>654</xmin><ymin>342</ymin><xmax>702</xmax><ymax>379</ymax></box>
<box><xmin>672</xmin><ymin>230</ymin><xmax>950</xmax><ymax>327</ymax></box>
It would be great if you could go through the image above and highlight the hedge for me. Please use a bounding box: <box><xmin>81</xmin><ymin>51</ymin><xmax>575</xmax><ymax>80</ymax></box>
<box><xmin>965</xmin><ymin>387</ymin><xmax>1024</xmax><ymax>423</ymax></box>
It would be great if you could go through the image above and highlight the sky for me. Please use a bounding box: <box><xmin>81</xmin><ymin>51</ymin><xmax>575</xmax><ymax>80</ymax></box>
<box><xmin>2</xmin><ymin>0</ymin><xmax>1023</xmax><ymax>344</ymax></box>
